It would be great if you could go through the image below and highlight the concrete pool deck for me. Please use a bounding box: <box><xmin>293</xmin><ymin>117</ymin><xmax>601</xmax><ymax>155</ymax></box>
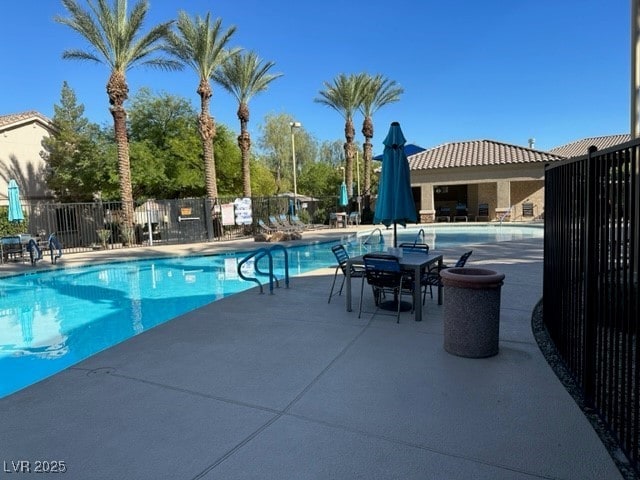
<box><xmin>0</xmin><ymin>227</ymin><xmax>624</xmax><ymax>479</ymax></box>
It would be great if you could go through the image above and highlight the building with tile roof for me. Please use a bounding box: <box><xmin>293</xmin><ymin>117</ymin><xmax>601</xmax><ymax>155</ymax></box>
<box><xmin>548</xmin><ymin>134</ymin><xmax>631</xmax><ymax>157</ymax></box>
<box><xmin>406</xmin><ymin>139</ymin><xmax>566</xmax><ymax>222</ymax></box>
<box><xmin>0</xmin><ymin>111</ymin><xmax>54</xmax><ymax>202</ymax></box>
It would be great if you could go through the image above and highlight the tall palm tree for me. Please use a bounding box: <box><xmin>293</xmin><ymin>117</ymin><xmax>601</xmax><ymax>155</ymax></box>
<box><xmin>56</xmin><ymin>0</ymin><xmax>179</xmax><ymax>228</ymax></box>
<box><xmin>314</xmin><ymin>73</ymin><xmax>366</xmax><ymax>198</ymax></box>
<box><xmin>164</xmin><ymin>11</ymin><xmax>238</xmax><ymax>200</ymax></box>
<box><xmin>212</xmin><ymin>51</ymin><xmax>282</xmax><ymax>197</ymax></box>
<box><xmin>359</xmin><ymin>74</ymin><xmax>403</xmax><ymax>211</ymax></box>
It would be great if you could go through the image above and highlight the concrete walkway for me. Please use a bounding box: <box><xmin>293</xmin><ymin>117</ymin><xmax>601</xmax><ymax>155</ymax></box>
<box><xmin>0</xmin><ymin>233</ymin><xmax>623</xmax><ymax>479</ymax></box>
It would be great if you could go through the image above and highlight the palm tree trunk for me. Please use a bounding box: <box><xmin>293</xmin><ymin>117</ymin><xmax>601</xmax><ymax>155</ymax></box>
<box><xmin>344</xmin><ymin>118</ymin><xmax>355</xmax><ymax>198</ymax></box>
<box><xmin>237</xmin><ymin>103</ymin><xmax>251</xmax><ymax>197</ymax></box>
<box><xmin>107</xmin><ymin>70</ymin><xmax>134</xmax><ymax>229</ymax></box>
<box><xmin>112</xmin><ymin>107</ymin><xmax>134</xmax><ymax>228</ymax></box>
<box><xmin>363</xmin><ymin>137</ymin><xmax>373</xmax><ymax>214</ymax></box>
<box><xmin>198</xmin><ymin>79</ymin><xmax>218</xmax><ymax>199</ymax></box>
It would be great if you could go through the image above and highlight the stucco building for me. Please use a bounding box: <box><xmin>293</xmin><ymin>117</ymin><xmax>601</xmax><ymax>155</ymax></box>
<box><xmin>0</xmin><ymin>111</ymin><xmax>54</xmax><ymax>202</ymax></box>
<box><xmin>406</xmin><ymin>135</ymin><xmax>629</xmax><ymax>223</ymax></box>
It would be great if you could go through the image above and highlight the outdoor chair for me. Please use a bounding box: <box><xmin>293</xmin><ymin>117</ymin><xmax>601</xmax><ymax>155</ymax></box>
<box><xmin>348</xmin><ymin>212</ymin><xmax>360</xmax><ymax>226</ymax></box>
<box><xmin>436</xmin><ymin>207</ymin><xmax>451</xmax><ymax>222</ymax></box>
<box><xmin>477</xmin><ymin>203</ymin><xmax>490</xmax><ymax>221</ymax></box>
<box><xmin>48</xmin><ymin>233</ymin><xmax>63</xmax><ymax>264</ymax></box>
<box><xmin>328</xmin><ymin>244</ymin><xmax>366</xmax><ymax>303</ymax></box>
<box><xmin>290</xmin><ymin>214</ymin><xmax>310</xmax><ymax>230</ymax></box>
<box><xmin>398</xmin><ymin>242</ymin><xmax>429</xmax><ymax>255</ymax></box>
<box><xmin>359</xmin><ymin>253</ymin><xmax>414</xmax><ymax>323</ymax></box>
<box><xmin>421</xmin><ymin>250</ymin><xmax>473</xmax><ymax>302</ymax></box>
<box><xmin>278</xmin><ymin>214</ymin><xmax>304</xmax><ymax>231</ymax></box>
<box><xmin>257</xmin><ymin>219</ymin><xmax>279</xmax><ymax>234</ymax></box>
<box><xmin>522</xmin><ymin>202</ymin><xmax>534</xmax><ymax>218</ymax></box>
<box><xmin>453</xmin><ymin>204</ymin><xmax>469</xmax><ymax>222</ymax></box>
<box><xmin>269</xmin><ymin>215</ymin><xmax>296</xmax><ymax>232</ymax></box>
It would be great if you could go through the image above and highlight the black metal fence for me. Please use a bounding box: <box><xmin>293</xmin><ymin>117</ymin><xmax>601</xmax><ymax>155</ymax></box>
<box><xmin>544</xmin><ymin>139</ymin><xmax>640</xmax><ymax>472</ymax></box>
<box><xmin>8</xmin><ymin>194</ymin><xmax>346</xmax><ymax>255</ymax></box>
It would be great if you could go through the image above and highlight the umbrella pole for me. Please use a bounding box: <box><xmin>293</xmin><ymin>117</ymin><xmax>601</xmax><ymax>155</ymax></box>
<box><xmin>393</xmin><ymin>222</ymin><xmax>398</xmax><ymax>248</ymax></box>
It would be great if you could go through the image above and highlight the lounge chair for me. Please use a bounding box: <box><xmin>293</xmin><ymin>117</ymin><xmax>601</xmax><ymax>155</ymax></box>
<box><xmin>257</xmin><ymin>219</ymin><xmax>279</xmax><ymax>234</ymax></box>
<box><xmin>358</xmin><ymin>253</ymin><xmax>414</xmax><ymax>323</ymax></box>
<box><xmin>328</xmin><ymin>244</ymin><xmax>366</xmax><ymax>303</ymax></box>
<box><xmin>421</xmin><ymin>250</ymin><xmax>473</xmax><ymax>302</ymax></box>
<box><xmin>290</xmin><ymin>214</ymin><xmax>310</xmax><ymax>230</ymax></box>
<box><xmin>269</xmin><ymin>215</ymin><xmax>296</xmax><ymax>232</ymax></box>
<box><xmin>278</xmin><ymin>214</ymin><xmax>304</xmax><ymax>232</ymax></box>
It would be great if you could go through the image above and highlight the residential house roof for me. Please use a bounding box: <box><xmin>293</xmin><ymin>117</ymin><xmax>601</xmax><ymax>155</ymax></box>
<box><xmin>407</xmin><ymin>139</ymin><xmax>565</xmax><ymax>171</ymax></box>
<box><xmin>548</xmin><ymin>134</ymin><xmax>631</xmax><ymax>157</ymax></box>
<box><xmin>0</xmin><ymin>110</ymin><xmax>53</xmax><ymax>132</ymax></box>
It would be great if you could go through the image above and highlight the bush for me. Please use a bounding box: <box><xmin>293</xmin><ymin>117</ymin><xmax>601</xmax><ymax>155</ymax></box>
<box><xmin>0</xmin><ymin>207</ymin><xmax>28</xmax><ymax>236</ymax></box>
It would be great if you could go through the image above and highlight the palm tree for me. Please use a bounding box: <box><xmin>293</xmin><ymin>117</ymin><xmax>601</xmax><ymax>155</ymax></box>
<box><xmin>56</xmin><ymin>0</ymin><xmax>179</xmax><ymax>228</ymax></box>
<box><xmin>212</xmin><ymin>51</ymin><xmax>282</xmax><ymax>197</ymax></box>
<box><xmin>164</xmin><ymin>11</ymin><xmax>238</xmax><ymax>200</ymax></box>
<box><xmin>314</xmin><ymin>73</ymin><xmax>366</xmax><ymax>198</ymax></box>
<box><xmin>359</xmin><ymin>74</ymin><xmax>403</xmax><ymax>212</ymax></box>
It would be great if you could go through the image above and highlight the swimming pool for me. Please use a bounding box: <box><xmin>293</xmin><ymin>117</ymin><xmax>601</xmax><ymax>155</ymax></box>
<box><xmin>0</xmin><ymin>224</ymin><xmax>542</xmax><ymax>398</ymax></box>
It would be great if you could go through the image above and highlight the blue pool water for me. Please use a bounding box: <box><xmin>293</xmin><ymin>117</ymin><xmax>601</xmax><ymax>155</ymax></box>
<box><xmin>0</xmin><ymin>224</ymin><xmax>542</xmax><ymax>398</ymax></box>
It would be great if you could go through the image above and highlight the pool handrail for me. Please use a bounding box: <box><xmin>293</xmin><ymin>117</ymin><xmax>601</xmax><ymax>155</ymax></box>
<box><xmin>237</xmin><ymin>245</ymin><xmax>290</xmax><ymax>294</ymax></box>
<box><xmin>412</xmin><ymin>228</ymin><xmax>425</xmax><ymax>246</ymax></box>
<box><xmin>363</xmin><ymin>228</ymin><xmax>385</xmax><ymax>245</ymax></box>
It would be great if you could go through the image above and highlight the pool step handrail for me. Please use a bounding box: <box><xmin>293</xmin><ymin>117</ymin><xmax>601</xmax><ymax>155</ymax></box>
<box><xmin>267</xmin><ymin>244</ymin><xmax>290</xmax><ymax>289</ymax></box>
<box><xmin>237</xmin><ymin>245</ymin><xmax>290</xmax><ymax>294</ymax></box>
<box><xmin>413</xmin><ymin>228</ymin><xmax>425</xmax><ymax>246</ymax></box>
<box><xmin>363</xmin><ymin>228</ymin><xmax>385</xmax><ymax>245</ymax></box>
<box><xmin>498</xmin><ymin>206</ymin><xmax>513</xmax><ymax>226</ymax></box>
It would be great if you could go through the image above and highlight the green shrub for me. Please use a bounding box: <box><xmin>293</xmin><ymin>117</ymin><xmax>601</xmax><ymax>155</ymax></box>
<box><xmin>0</xmin><ymin>207</ymin><xmax>28</xmax><ymax>236</ymax></box>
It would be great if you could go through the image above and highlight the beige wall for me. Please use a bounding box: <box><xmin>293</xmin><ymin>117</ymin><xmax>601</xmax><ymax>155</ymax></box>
<box><xmin>0</xmin><ymin>120</ymin><xmax>51</xmax><ymax>201</ymax></box>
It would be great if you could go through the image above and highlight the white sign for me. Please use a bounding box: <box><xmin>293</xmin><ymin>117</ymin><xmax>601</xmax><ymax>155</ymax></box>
<box><xmin>234</xmin><ymin>197</ymin><xmax>253</xmax><ymax>225</ymax></box>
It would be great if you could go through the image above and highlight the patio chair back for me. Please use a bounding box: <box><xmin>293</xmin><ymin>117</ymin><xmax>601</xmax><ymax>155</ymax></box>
<box><xmin>455</xmin><ymin>250</ymin><xmax>473</xmax><ymax>267</ymax></box>
<box><xmin>359</xmin><ymin>253</ymin><xmax>413</xmax><ymax>322</ymax></box>
<box><xmin>328</xmin><ymin>244</ymin><xmax>365</xmax><ymax>303</ymax></box>
<box><xmin>398</xmin><ymin>242</ymin><xmax>429</xmax><ymax>255</ymax></box>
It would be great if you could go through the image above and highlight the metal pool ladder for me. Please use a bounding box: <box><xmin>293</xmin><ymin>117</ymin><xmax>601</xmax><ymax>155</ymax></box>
<box><xmin>237</xmin><ymin>245</ymin><xmax>290</xmax><ymax>294</ymax></box>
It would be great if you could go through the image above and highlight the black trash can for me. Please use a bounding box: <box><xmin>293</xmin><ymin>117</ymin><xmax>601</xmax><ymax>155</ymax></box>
<box><xmin>440</xmin><ymin>267</ymin><xmax>505</xmax><ymax>358</ymax></box>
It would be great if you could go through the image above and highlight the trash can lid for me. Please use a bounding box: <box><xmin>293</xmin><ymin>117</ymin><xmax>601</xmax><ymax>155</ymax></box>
<box><xmin>440</xmin><ymin>267</ymin><xmax>505</xmax><ymax>289</ymax></box>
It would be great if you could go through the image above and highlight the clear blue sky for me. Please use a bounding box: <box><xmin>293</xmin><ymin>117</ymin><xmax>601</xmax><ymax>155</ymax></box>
<box><xmin>1</xmin><ymin>0</ymin><xmax>630</xmax><ymax>153</ymax></box>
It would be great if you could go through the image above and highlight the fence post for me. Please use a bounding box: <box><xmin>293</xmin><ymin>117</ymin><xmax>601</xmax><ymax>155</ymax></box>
<box><xmin>583</xmin><ymin>145</ymin><xmax>598</xmax><ymax>403</ymax></box>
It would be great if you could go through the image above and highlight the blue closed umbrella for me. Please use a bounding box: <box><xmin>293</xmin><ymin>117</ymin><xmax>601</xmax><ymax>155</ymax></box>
<box><xmin>8</xmin><ymin>179</ymin><xmax>25</xmax><ymax>223</ymax></box>
<box><xmin>373</xmin><ymin>122</ymin><xmax>417</xmax><ymax>247</ymax></box>
<box><xmin>339</xmin><ymin>182</ymin><xmax>348</xmax><ymax>207</ymax></box>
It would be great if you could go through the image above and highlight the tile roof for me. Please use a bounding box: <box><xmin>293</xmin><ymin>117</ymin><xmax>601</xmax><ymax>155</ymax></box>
<box><xmin>548</xmin><ymin>134</ymin><xmax>631</xmax><ymax>158</ymax></box>
<box><xmin>0</xmin><ymin>110</ymin><xmax>52</xmax><ymax>129</ymax></box>
<box><xmin>408</xmin><ymin>139</ymin><xmax>565</xmax><ymax>170</ymax></box>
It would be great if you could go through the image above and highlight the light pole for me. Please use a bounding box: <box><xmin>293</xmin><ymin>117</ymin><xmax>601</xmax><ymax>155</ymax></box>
<box><xmin>355</xmin><ymin>149</ymin><xmax>361</xmax><ymax>216</ymax></box>
<box><xmin>339</xmin><ymin>165</ymin><xmax>345</xmax><ymax>183</ymax></box>
<box><xmin>290</xmin><ymin>121</ymin><xmax>301</xmax><ymax>215</ymax></box>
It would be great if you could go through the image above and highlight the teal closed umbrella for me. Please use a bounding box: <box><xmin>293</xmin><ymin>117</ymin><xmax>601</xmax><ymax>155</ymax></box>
<box><xmin>8</xmin><ymin>179</ymin><xmax>25</xmax><ymax>223</ymax></box>
<box><xmin>373</xmin><ymin>122</ymin><xmax>417</xmax><ymax>246</ymax></box>
<box><xmin>339</xmin><ymin>182</ymin><xmax>348</xmax><ymax>207</ymax></box>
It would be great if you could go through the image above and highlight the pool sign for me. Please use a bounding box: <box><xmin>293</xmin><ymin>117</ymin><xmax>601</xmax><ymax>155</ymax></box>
<box><xmin>234</xmin><ymin>198</ymin><xmax>252</xmax><ymax>225</ymax></box>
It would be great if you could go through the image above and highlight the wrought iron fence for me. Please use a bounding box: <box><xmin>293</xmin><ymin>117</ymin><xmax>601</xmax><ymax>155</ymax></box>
<box><xmin>2</xmin><ymin>195</ymin><xmax>348</xmax><ymax>255</ymax></box>
<box><xmin>544</xmin><ymin>139</ymin><xmax>640</xmax><ymax>473</ymax></box>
